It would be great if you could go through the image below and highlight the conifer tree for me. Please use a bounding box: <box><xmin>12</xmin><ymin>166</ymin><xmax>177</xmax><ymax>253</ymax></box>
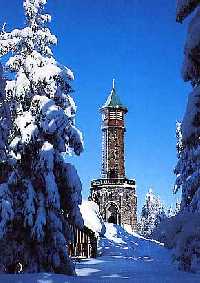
<box><xmin>173</xmin><ymin>0</ymin><xmax>200</xmax><ymax>271</ymax></box>
<box><xmin>0</xmin><ymin>0</ymin><xmax>83</xmax><ymax>274</ymax></box>
<box><xmin>174</xmin><ymin>0</ymin><xmax>200</xmax><ymax>213</ymax></box>
<box><xmin>0</xmin><ymin>64</ymin><xmax>10</xmax><ymax>163</ymax></box>
<box><xmin>140</xmin><ymin>189</ymin><xmax>166</xmax><ymax>237</ymax></box>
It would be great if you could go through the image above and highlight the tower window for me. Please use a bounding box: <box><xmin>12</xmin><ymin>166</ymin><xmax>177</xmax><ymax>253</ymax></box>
<box><xmin>109</xmin><ymin>111</ymin><xmax>123</xmax><ymax>120</ymax></box>
<box><xmin>109</xmin><ymin>111</ymin><xmax>116</xmax><ymax>120</ymax></box>
<box><xmin>116</xmin><ymin>112</ymin><xmax>123</xmax><ymax>120</ymax></box>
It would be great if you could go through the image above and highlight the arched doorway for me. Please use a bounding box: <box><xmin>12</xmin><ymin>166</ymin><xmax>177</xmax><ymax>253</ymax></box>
<box><xmin>106</xmin><ymin>203</ymin><xmax>119</xmax><ymax>224</ymax></box>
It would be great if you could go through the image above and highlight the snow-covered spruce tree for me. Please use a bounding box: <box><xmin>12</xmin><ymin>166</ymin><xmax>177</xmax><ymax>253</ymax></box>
<box><xmin>140</xmin><ymin>189</ymin><xmax>166</xmax><ymax>237</ymax></box>
<box><xmin>0</xmin><ymin>0</ymin><xmax>83</xmax><ymax>274</ymax></box>
<box><xmin>170</xmin><ymin>0</ymin><xmax>200</xmax><ymax>272</ymax></box>
<box><xmin>174</xmin><ymin>1</ymin><xmax>200</xmax><ymax>210</ymax></box>
<box><xmin>166</xmin><ymin>200</ymin><xmax>181</xmax><ymax>218</ymax></box>
<box><xmin>0</xmin><ymin>64</ymin><xmax>10</xmax><ymax>165</ymax></box>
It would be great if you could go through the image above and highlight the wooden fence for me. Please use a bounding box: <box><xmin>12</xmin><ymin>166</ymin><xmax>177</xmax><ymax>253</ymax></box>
<box><xmin>68</xmin><ymin>226</ymin><xmax>97</xmax><ymax>258</ymax></box>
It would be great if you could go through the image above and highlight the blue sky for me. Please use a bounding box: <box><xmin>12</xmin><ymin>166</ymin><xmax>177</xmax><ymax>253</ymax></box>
<box><xmin>0</xmin><ymin>0</ymin><xmax>191</xmax><ymax>213</ymax></box>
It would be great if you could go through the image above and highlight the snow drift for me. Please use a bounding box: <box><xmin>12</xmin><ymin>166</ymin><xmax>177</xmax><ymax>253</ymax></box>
<box><xmin>79</xmin><ymin>200</ymin><xmax>105</xmax><ymax>236</ymax></box>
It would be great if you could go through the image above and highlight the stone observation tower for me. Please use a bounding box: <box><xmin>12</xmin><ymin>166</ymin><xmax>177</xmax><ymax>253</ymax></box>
<box><xmin>90</xmin><ymin>80</ymin><xmax>137</xmax><ymax>231</ymax></box>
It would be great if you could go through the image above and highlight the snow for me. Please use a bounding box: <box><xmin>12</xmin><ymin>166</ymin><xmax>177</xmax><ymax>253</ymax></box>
<box><xmin>76</xmin><ymin>223</ymin><xmax>200</xmax><ymax>281</ymax></box>
<box><xmin>0</xmin><ymin>183</ymin><xmax>14</xmax><ymax>238</ymax></box>
<box><xmin>66</xmin><ymin>126</ymin><xmax>84</xmax><ymax>156</ymax></box>
<box><xmin>139</xmin><ymin>189</ymin><xmax>166</xmax><ymax>237</ymax></box>
<box><xmin>23</xmin><ymin>179</ymin><xmax>36</xmax><ymax>227</ymax></box>
<box><xmin>176</xmin><ymin>1</ymin><xmax>200</xmax><ymax>84</ymax></box>
<box><xmin>32</xmin><ymin>192</ymin><xmax>46</xmax><ymax>241</ymax></box>
<box><xmin>153</xmin><ymin>210</ymin><xmax>200</xmax><ymax>271</ymax></box>
<box><xmin>79</xmin><ymin>200</ymin><xmax>105</xmax><ymax>236</ymax></box>
<box><xmin>182</xmin><ymin>9</ymin><xmax>200</xmax><ymax>83</ymax></box>
<box><xmin>14</xmin><ymin>111</ymin><xmax>38</xmax><ymax>145</ymax></box>
<box><xmin>0</xmin><ymin>223</ymin><xmax>199</xmax><ymax>282</ymax></box>
<box><xmin>172</xmin><ymin>1</ymin><xmax>200</xmax><ymax>272</ymax></box>
<box><xmin>182</xmin><ymin>85</ymin><xmax>200</xmax><ymax>141</ymax></box>
<box><xmin>185</xmin><ymin>8</ymin><xmax>200</xmax><ymax>51</ymax></box>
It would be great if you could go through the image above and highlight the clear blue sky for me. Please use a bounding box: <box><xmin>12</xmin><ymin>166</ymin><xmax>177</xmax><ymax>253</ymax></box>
<box><xmin>0</xmin><ymin>0</ymin><xmax>191</xmax><ymax>213</ymax></box>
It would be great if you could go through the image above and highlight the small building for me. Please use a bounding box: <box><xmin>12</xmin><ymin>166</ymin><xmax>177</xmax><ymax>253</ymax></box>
<box><xmin>68</xmin><ymin>200</ymin><xmax>105</xmax><ymax>259</ymax></box>
<box><xmin>68</xmin><ymin>225</ymin><xmax>97</xmax><ymax>259</ymax></box>
<box><xmin>90</xmin><ymin>80</ymin><xmax>137</xmax><ymax>232</ymax></box>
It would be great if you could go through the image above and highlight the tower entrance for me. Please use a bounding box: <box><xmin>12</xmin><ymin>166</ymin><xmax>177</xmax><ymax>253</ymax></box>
<box><xmin>106</xmin><ymin>203</ymin><xmax>119</xmax><ymax>224</ymax></box>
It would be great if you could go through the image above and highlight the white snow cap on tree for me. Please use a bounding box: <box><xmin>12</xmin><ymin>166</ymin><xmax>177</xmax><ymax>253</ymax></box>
<box><xmin>80</xmin><ymin>200</ymin><xmax>106</xmax><ymax>237</ymax></box>
<box><xmin>174</xmin><ymin>0</ymin><xmax>200</xmax><ymax>210</ymax></box>
<box><xmin>172</xmin><ymin>0</ymin><xmax>200</xmax><ymax>272</ymax></box>
<box><xmin>140</xmin><ymin>188</ymin><xmax>166</xmax><ymax>238</ymax></box>
<box><xmin>0</xmin><ymin>0</ymin><xmax>83</xmax><ymax>275</ymax></box>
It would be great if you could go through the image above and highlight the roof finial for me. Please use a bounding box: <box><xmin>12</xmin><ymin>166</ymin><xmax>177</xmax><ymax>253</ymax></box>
<box><xmin>112</xmin><ymin>78</ymin><xmax>115</xmax><ymax>89</ymax></box>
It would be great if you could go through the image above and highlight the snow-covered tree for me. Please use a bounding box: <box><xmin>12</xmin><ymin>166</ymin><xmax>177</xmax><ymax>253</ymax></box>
<box><xmin>0</xmin><ymin>64</ymin><xmax>10</xmax><ymax>164</ymax></box>
<box><xmin>140</xmin><ymin>189</ymin><xmax>166</xmax><ymax>237</ymax></box>
<box><xmin>0</xmin><ymin>0</ymin><xmax>83</xmax><ymax>274</ymax></box>
<box><xmin>165</xmin><ymin>0</ymin><xmax>200</xmax><ymax>272</ymax></box>
<box><xmin>174</xmin><ymin>200</ymin><xmax>181</xmax><ymax>215</ymax></box>
<box><xmin>166</xmin><ymin>201</ymin><xmax>181</xmax><ymax>218</ymax></box>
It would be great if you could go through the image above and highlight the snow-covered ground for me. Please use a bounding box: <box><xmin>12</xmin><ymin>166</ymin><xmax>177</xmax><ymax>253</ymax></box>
<box><xmin>0</xmin><ymin>223</ymin><xmax>199</xmax><ymax>282</ymax></box>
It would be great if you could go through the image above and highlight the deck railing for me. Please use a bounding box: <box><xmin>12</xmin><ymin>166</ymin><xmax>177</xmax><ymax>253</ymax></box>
<box><xmin>91</xmin><ymin>178</ymin><xmax>135</xmax><ymax>186</ymax></box>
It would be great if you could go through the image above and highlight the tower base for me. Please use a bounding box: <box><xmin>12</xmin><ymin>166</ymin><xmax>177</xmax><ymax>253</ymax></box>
<box><xmin>90</xmin><ymin>178</ymin><xmax>137</xmax><ymax>231</ymax></box>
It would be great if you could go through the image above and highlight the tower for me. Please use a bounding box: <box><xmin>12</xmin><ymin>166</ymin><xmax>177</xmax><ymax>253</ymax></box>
<box><xmin>90</xmin><ymin>80</ymin><xmax>137</xmax><ymax>231</ymax></box>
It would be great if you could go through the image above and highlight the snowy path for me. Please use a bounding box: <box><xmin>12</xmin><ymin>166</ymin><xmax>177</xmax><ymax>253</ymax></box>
<box><xmin>0</xmin><ymin>223</ymin><xmax>199</xmax><ymax>282</ymax></box>
<box><xmin>76</xmin><ymin>223</ymin><xmax>200</xmax><ymax>282</ymax></box>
